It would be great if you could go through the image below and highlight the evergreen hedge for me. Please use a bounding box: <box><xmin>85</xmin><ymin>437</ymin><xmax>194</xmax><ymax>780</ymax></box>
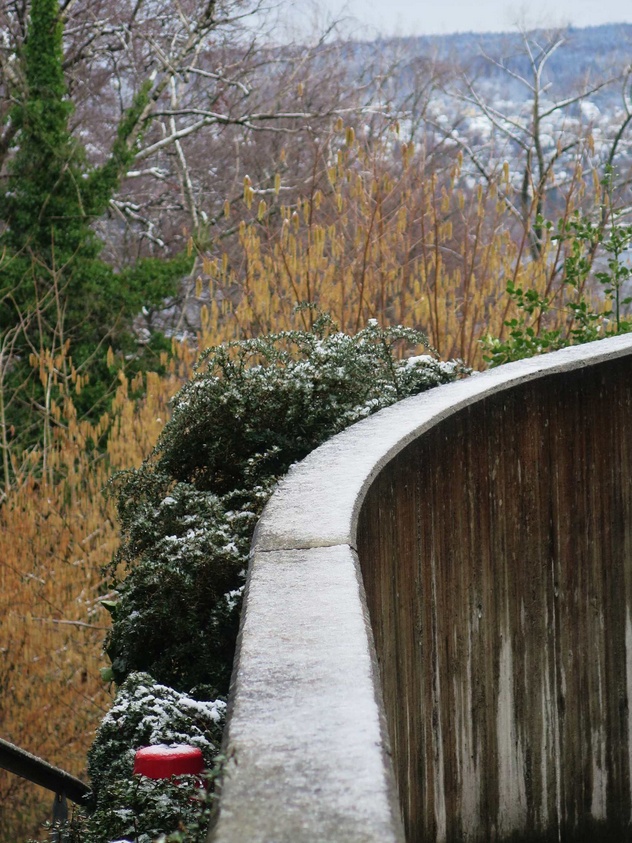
<box><xmin>88</xmin><ymin>316</ymin><xmax>466</xmax><ymax>841</ymax></box>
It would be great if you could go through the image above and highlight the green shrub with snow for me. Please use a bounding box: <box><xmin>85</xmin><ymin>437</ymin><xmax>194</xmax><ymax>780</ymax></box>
<box><xmin>104</xmin><ymin>316</ymin><xmax>464</xmax><ymax>697</ymax></box>
<box><xmin>85</xmin><ymin>672</ymin><xmax>225</xmax><ymax>842</ymax></box>
<box><xmin>90</xmin><ymin>316</ymin><xmax>465</xmax><ymax>840</ymax></box>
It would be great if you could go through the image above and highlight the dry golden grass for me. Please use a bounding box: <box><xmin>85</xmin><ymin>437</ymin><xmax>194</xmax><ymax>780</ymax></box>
<box><xmin>205</xmin><ymin>132</ymin><xmax>597</xmax><ymax>368</ymax></box>
<box><xmin>0</xmin><ymin>369</ymin><xmax>182</xmax><ymax>840</ymax></box>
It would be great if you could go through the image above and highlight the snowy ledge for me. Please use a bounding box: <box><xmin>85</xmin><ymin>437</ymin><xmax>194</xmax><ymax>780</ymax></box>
<box><xmin>209</xmin><ymin>334</ymin><xmax>632</xmax><ymax>843</ymax></box>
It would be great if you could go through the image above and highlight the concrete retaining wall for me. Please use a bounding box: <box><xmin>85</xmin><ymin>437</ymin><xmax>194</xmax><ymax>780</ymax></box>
<box><xmin>209</xmin><ymin>335</ymin><xmax>632</xmax><ymax>843</ymax></box>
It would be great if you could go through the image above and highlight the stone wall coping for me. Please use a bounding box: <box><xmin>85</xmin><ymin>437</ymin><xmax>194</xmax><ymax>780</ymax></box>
<box><xmin>210</xmin><ymin>334</ymin><xmax>632</xmax><ymax>843</ymax></box>
<box><xmin>253</xmin><ymin>333</ymin><xmax>632</xmax><ymax>555</ymax></box>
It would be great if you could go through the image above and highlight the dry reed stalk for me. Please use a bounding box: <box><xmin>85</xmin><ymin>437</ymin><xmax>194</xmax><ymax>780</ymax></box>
<box><xmin>0</xmin><ymin>364</ymin><xmax>184</xmax><ymax>840</ymax></box>
<box><xmin>201</xmin><ymin>132</ymin><xmax>596</xmax><ymax>369</ymax></box>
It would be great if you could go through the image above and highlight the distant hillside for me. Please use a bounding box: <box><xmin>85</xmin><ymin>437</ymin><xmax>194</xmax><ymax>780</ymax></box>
<box><xmin>440</xmin><ymin>24</ymin><xmax>631</xmax><ymax>100</ymax></box>
<box><xmin>347</xmin><ymin>23</ymin><xmax>632</xmax><ymax>107</ymax></box>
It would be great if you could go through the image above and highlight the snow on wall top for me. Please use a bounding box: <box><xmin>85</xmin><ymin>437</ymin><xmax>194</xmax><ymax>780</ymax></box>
<box><xmin>211</xmin><ymin>334</ymin><xmax>632</xmax><ymax>843</ymax></box>
<box><xmin>253</xmin><ymin>333</ymin><xmax>632</xmax><ymax>554</ymax></box>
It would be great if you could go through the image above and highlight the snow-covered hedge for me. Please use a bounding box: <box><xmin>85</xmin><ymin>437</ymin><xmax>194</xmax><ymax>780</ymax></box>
<box><xmin>86</xmin><ymin>673</ymin><xmax>225</xmax><ymax>842</ymax></box>
<box><xmin>88</xmin><ymin>317</ymin><xmax>466</xmax><ymax>841</ymax></box>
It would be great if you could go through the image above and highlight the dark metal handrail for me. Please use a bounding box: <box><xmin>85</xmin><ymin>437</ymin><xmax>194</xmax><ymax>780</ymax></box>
<box><xmin>0</xmin><ymin>736</ymin><xmax>90</xmax><ymax>805</ymax></box>
<box><xmin>0</xmin><ymin>734</ymin><xmax>91</xmax><ymax>837</ymax></box>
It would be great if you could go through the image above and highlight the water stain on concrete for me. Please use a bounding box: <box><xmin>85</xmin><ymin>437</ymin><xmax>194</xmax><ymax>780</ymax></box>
<box><xmin>357</xmin><ymin>356</ymin><xmax>632</xmax><ymax>842</ymax></box>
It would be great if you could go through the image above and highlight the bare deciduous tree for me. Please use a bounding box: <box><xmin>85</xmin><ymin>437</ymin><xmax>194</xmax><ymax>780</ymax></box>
<box><xmin>0</xmin><ymin>0</ymin><xmax>369</xmax><ymax>264</ymax></box>
<box><xmin>423</xmin><ymin>30</ymin><xmax>632</xmax><ymax>256</ymax></box>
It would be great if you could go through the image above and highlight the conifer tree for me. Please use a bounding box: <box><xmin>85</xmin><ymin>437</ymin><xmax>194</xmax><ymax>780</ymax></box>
<box><xmin>0</xmin><ymin>0</ymin><xmax>189</xmax><ymax>456</ymax></box>
<box><xmin>2</xmin><ymin>0</ymin><xmax>101</xmax><ymax>254</ymax></box>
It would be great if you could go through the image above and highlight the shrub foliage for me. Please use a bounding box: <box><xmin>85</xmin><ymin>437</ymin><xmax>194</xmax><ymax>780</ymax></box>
<box><xmin>104</xmin><ymin>316</ymin><xmax>465</xmax><ymax>697</ymax></box>
<box><xmin>85</xmin><ymin>672</ymin><xmax>225</xmax><ymax>843</ymax></box>
<box><xmin>81</xmin><ymin>318</ymin><xmax>465</xmax><ymax>840</ymax></box>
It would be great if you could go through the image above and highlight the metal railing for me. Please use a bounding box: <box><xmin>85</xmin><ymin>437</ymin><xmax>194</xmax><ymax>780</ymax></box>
<box><xmin>0</xmin><ymin>736</ymin><xmax>91</xmax><ymax>837</ymax></box>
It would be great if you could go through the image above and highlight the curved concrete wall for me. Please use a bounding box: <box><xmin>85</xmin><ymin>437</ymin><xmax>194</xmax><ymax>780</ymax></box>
<box><xmin>209</xmin><ymin>334</ymin><xmax>632</xmax><ymax>843</ymax></box>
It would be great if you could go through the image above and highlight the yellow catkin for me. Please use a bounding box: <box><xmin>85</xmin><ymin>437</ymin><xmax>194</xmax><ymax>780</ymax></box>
<box><xmin>243</xmin><ymin>175</ymin><xmax>253</xmax><ymax>209</ymax></box>
<box><xmin>0</xmin><ymin>340</ymin><xmax>202</xmax><ymax>840</ymax></box>
<box><xmin>198</xmin><ymin>142</ymin><xmax>593</xmax><ymax>368</ymax></box>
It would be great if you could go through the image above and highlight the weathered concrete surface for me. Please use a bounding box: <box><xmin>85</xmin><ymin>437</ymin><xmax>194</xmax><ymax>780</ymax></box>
<box><xmin>210</xmin><ymin>334</ymin><xmax>632</xmax><ymax>843</ymax></box>
<box><xmin>359</xmin><ymin>353</ymin><xmax>632</xmax><ymax>842</ymax></box>
<box><xmin>210</xmin><ymin>545</ymin><xmax>404</xmax><ymax>843</ymax></box>
<box><xmin>253</xmin><ymin>333</ymin><xmax>632</xmax><ymax>555</ymax></box>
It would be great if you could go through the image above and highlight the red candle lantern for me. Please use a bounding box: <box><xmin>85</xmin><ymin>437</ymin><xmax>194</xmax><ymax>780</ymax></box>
<box><xmin>133</xmin><ymin>745</ymin><xmax>205</xmax><ymax>781</ymax></box>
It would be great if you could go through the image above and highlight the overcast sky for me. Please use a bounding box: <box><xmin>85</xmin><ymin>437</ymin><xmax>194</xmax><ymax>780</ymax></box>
<box><xmin>276</xmin><ymin>0</ymin><xmax>632</xmax><ymax>39</ymax></box>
